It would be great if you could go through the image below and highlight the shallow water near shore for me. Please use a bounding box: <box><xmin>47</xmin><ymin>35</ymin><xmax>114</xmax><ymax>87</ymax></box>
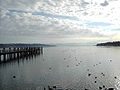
<box><xmin>0</xmin><ymin>46</ymin><xmax>120</xmax><ymax>90</ymax></box>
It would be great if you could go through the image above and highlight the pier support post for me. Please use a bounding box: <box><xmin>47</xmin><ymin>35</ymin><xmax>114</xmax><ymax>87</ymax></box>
<box><xmin>41</xmin><ymin>47</ymin><xmax>43</xmax><ymax>54</ymax></box>
<box><xmin>13</xmin><ymin>48</ymin><xmax>16</xmax><ymax>59</ymax></box>
<box><xmin>0</xmin><ymin>47</ymin><xmax>43</xmax><ymax>63</ymax></box>
<box><xmin>17</xmin><ymin>48</ymin><xmax>20</xmax><ymax>59</ymax></box>
<box><xmin>0</xmin><ymin>50</ymin><xmax>1</xmax><ymax>62</ymax></box>
<box><xmin>3</xmin><ymin>54</ymin><xmax>6</xmax><ymax>62</ymax></box>
<box><xmin>3</xmin><ymin>48</ymin><xmax>6</xmax><ymax>62</ymax></box>
<box><xmin>9</xmin><ymin>48</ymin><xmax>12</xmax><ymax>60</ymax></box>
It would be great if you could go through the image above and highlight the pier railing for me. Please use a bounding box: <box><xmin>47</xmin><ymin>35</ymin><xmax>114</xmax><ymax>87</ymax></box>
<box><xmin>0</xmin><ymin>47</ymin><xmax>43</xmax><ymax>63</ymax></box>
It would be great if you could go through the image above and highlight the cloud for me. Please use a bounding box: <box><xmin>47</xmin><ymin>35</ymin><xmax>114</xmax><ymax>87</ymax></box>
<box><xmin>0</xmin><ymin>0</ymin><xmax>120</xmax><ymax>44</ymax></box>
<box><xmin>100</xmin><ymin>0</ymin><xmax>109</xmax><ymax>6</ymax></box>
<box><xmin>81</xmin><ymin>0</ymin><xmax>89</xmax><ymax>7</ymax></box>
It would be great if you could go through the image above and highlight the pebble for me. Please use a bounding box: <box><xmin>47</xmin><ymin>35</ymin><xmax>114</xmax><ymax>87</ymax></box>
<box><xmin>13</xmin><ymin>76</ymin><xmax>16</xmax><ymax>78</ymax></box>
<box><xmin>49</xmin><ymin>67</ymin><xmax>52</xmax><ymax>70</ymax></box>
<box><xmin>108</xmin><ymin>88</ymin><xmax>115</xmax><ymax>90</ymax></box>
<box><xmin>95</xmin><ymin>77</ymin><xmax>97</xmax><ymax>79</ymax></box>
<box><xmin>110</xmin><ymin>60</ymin><xmax>112</xmax><ymax>62</ymax></box>
<box><xmin>88</xmin><ymin>74</ymin><xmax>91</xmax><ymax>76</ymax></box>
<box><xmin>76</xmin><ymin>64</ymin><xmax>78</xmax><ymax>66</ymax></box>
<box><xmin>53</xmin><ymin>86</ymin><xmax>56</xmax><ymax>88</ymax></box>
<box><xmin>114</xmin><ymin>76</ymin><xmax>117</xmax><ymax>79</ymax></box>
<box><xmin>101</xmin><ymin>73</ymin><xmax>105</xmax><ymax>76</ymax></box>
<box><xmin>103</xmin><ymin>85</ymin><xmax>105</xmax><ymax>88</ymax></box>
<box><xmin>67</xmin><ymin>65</ymin><xmax>69</xmax><ymax>67</ymax></box>
<box><xmin>99</xmin><ymin>86</ymin><xmax>102</xmax><ymax>89</ymax></box>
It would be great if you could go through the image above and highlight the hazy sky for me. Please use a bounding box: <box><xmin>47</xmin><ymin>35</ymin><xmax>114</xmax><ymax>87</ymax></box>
<box><xmin>0</xmin><ymin>0</ymin><xmax>120</xmax><ymax>44</ymax></box>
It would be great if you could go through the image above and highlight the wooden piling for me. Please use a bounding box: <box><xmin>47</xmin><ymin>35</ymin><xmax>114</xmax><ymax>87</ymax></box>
<box><xmin>41</xmin><ymin>47</ymin><xmax>43</xmax><ymax>54</ymax></box>
<box><xmin>2</xmin><ymin>48</ymin><xmax>6</xmax><ymax>61</ymax></box>
<box><xmin>0</xmin><ymin>46</ymin><xmax>43</xmax><ymax>63</ymax></box>
<box><xmin>17</xmin><ymin>48</ymin><xmax>20</xmax><ymax>58</ymax></box>
<box><xmin>9</xmin><ymin>48</ymin><xmax>12</xmax><ymax>60</ymax></box>
<box><xmin>13</xmin><ymin>48</ymin><xmax>16</xmax><ymax>59</ymax></box>
<box><xmin>0</xmin><ymin>50</ymin><xmax>1</xmax><ymax>62</ymax></box>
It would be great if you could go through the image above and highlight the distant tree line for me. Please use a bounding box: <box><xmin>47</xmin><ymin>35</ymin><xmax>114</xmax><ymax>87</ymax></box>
<box><xmin>96</xmin><ymin>41</ymin><xmax>120</xmax><ymax>46</ymax></box>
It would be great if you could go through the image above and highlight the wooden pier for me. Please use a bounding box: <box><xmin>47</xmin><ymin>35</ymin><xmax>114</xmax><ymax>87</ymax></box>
<box><xmin>0</xmin><ymin>47</ymin><xmax>43</xmax><ymax>63</ymax></box>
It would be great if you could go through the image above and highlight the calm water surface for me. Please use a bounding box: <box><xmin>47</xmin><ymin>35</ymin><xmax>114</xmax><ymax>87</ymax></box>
<box><xmin>0</xmin><ymin>46</ymin><xmax>120</xmax><ymax>90</ymax></box>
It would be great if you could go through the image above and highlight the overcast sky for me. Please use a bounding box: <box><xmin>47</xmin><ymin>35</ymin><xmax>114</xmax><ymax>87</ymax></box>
<box><xmin>0</xmin><ymin>0</ymin><xmax>120</xmax><ymax>44</ymax></box>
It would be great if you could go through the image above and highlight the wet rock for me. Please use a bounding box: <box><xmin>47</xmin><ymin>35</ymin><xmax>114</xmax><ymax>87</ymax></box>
<box><xmin>87</xmin><ymin>69</ymin><xmax>89</xmax><ymax>71</ymax></box>
<box><xmin>103</xmin><ymin>74</ymin><xmax>105</xmax><ymax>76</ymax></box>
<box><xmin>49</xmin><ymin>67</ymin><xmax>52</xmax><ymax>70</ymax></box>
<box><xmin>101</xmin><ymin>73</ymin><xmax>105</xmax><ymax>76</ymax></box>
<box><xmin>88</xmin><ymin>74</ymin><xmax>91</xmax><ymax>76</ymax></box>
<box><xmin>114</xmin><ymin>76</ymin><xmax>117</xmax><ymax>79</ymax></box>
<box><xmin>67</xmin><ymin>65</ymin><xmax>69</xmax><ymax>67</ymax></box>
<box><xmin>108</xmin><ymin>88</ymin><xmax>115</xmax><ymax>90</ymax></box>
<box><xmin>48</xmin><ymin>86</ymin><xmax>53</xmax><ymax>90</ymax></box>
<box><xmin>76</xmin><ymin>64</ymin><xmax>78</xmax><ymax>66</ymax></box>
<box><xmin>110</xmin><ymin>60</ymin><xmax>112</xmax><ymax>62</ymax></box>
<box><xmin>94</xmin><ymin>81</ymin><xmax>97</xmax><ymax>83</ymax></box>
<box><xmin>95</xmin><ymin>77</ymin><xmax>97</xmax><ymax>79</ymax></box>
<box><xmin>53</xmin><ymin>86</ymin><xmax>56</xmax><ymax>88</ymax></box>
<box><xmin>44</xmin><ymin>87</ymin><xmax>46</xmax><ymax>90</ymax></box>
<box><xmin>13</xmin><ymin>76</ymin><xmax>16</xmax><ymax>78</ymax></box>
<box><xmin>99</xmin><ymin>86</ymin><xmax>102</xmax><ymax>89</ymax></box>
<box><xmin>103</xmin><ymin>85</ymin><xmax>105</xmax><ymax>88</ymax></box>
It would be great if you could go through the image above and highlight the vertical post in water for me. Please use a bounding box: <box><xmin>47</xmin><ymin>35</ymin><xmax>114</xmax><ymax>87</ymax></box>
<box><xmin>41</xmin><ymin>47</ymin><xmax>43</xmax><ymax>54</ymax></box>
<box><xmin>20</xmin><ymin>47</ymin><xmax>23</xmax><ymax>58</ymax></box>
<box><xmin>26</xmin><ymin>47</ymin><xmax>28</xmax><ymax>56</ymax></box>
<box><xmin>9</xmin><ymin>48</ymin><xmax>12</xmax><ymax>60</ymax></box>
<box><xmin>3</xmin><ymin>48</ymin><xmax>6</xmax><ymax>62</ymax></box>
<box><xmin>17</xmin><ymin>48</ymin><xmax>19</xmax><ymax>59</ymax></box>
<box><xmin>19</xmin><ymin>47</ymin><xmax>21</xmax><ymax>58</ymax></box>
<box><xmin>35</xmin><ymin>47</ymin><xmax>37</xmax><ymax>54</ymax></box>
<box><xmin>31</xmin><ymin>47</ymin><xmax>33</xmax><ymax>54</ymax></box>
<box><xmin>25</xmin><ymin>47</ymin><xmax>27</xmax><ymax>56</ymax></box>
<box><xmin>0</xmin><ymin>50</ymin><xmax>1</xmax><ymax>62</ymax></box>
<box><xmin>29</xmin><ymin>47</ymin><xmax>31</xmax><ymax>55</ymax></box>
<box><xmin>13</xmin><ymin>48</ymin><xmax>16</xmax><ymax>59</ymax></box>
<box><xmin>33</xmin><ymin>47</ymin><xmax>35</xmax><ymax>54</ymax></box>
<box><xmin>38</xmin><ymin>47</ymin><xmax>40</xmax><ymax>54</ymax></box>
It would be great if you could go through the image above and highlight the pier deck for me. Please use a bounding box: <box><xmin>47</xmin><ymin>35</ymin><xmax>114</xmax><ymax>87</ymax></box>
<box><xmin>0</xmin><ymin>47</ymin><xmax>43</xmax><ymax>63</ymax></box>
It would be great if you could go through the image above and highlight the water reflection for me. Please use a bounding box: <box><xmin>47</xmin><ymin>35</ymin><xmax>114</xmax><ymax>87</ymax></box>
<box><xmin>0</xmin><ymin>46</ymin><xmax>120</xmax><ymax>90</ymax></box>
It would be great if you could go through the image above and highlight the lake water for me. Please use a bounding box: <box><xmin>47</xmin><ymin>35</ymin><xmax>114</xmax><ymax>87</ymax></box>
<box><xmin>0</xmin><ymin>46</ymin><xmax>120</xmax><ymax>90</ymax></box>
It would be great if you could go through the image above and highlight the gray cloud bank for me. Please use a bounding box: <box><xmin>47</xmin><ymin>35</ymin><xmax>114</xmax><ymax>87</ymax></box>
<box><xmin>0</xmin><ymin>0</ymin><xmax>119</xmax><ymax>44</ymax></box>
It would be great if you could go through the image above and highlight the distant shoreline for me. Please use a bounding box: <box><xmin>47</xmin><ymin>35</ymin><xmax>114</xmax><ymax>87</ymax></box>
<box><xmin>96</xmin><ymin>41</ymin><xmax>120</xmax><ymax>46</ymax></box>
<box><xmin>0</xmin><ymin>43</ymin><xmax>56</xmax><ymax>48</ymax></box>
